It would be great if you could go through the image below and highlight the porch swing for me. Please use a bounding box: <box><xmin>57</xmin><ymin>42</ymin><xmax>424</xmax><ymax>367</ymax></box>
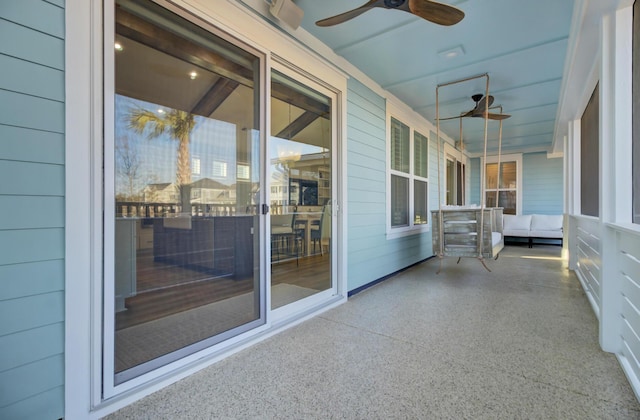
<box><xmin>431</xmin><ymin>74</ymin><xmax>505</xmax><ymax>273</ymax></box>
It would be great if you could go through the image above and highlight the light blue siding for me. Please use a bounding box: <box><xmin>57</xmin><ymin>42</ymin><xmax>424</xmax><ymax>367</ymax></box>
<box><xmin>0</xmin><ymin>161</ymin><xmax>64</xmax><ymax>196</ymax></box>
<box><xmin>0</xmin><ymin>196</ymin><xmax>64</xmax><ymax>230</ymax></box>
<box><xmin>1</xmin><ymin>0</ymin><xmax>65</xmax><ymax>38</ymax></box>
<box><xmin>469</xmin><ymin>153</ymin><xmax>563</xmax><ymax>214</ymax></box>
<box><xmin>0</xmin><ymin>354</ymin><xmax>64</xmax><ymax>408</ymax></box>
<box><xmin>0</xmin><ymin>229</ymin><xmax>64</xmax><ymax>266</ymax></box>
<box><xmin>0</xmin><ymin>90</ymin><xmax>65</xmax><ymax>133</ymax></box>
<box><xmin>0</xmin><ymin>125</ymin><xmax>64</xmax><ymax>164</ymax></box>
<box><xmin>0</xmin><ymin>1</ymin><xmax>65</xmax><ymax>419</ymax></box>
<box><xmin>0</xmin><ymin>324</ymin><xmax>64</xmax><ymax>372</ymax></box>
<box><xmin>0</xmin><ymin>386</ymin><xmax>64</xmax><ymax>420</ymax></box>
<box><xmin>0</xmin><ymin>19</ymin><xmax>64</xmax><ymax>69</ymax></box>
<box><xmin>0</xmin><ymin>260</ymin><xmax>64</xmax><ymax>301</ymax></box>
<box><xmin>0</xmin><ymin>292</ymin><xmax>64</xmax><ymax>337</ymax></box>
<box><xmin>523</xmin><ymin>152</ymin><xmax>563</xmax><ymax>214</ymax></box>
<box><xmin>346</xmin><ymin>79</ymin><xmax>432</xmax><ymax>291</ymax></box>
<box><xmin>0</xmin><ymin>54</ymin><xmax>64</xmax><ymax>101</ymax></box>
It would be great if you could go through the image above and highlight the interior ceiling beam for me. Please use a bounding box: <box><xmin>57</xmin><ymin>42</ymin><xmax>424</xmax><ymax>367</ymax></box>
<box><xmin>271</xmin><ymin>81</ymin><xmax>330</xmax><ymax>116</ymax></box>
<box><xmin>116</xmin><ymin>8</ymin><xmax>255</xmax><ymax>86</ymax></box>
<box><xmin>276</xmin><ymin>111</ymin><xmax>322</xmax><ymax>140</ymax></box>
<box><xmin>116</xmin><ymin>8</ymin><xmax>330</xmax><ymax>120</ymax></box>
<box><xmin>190</xmin><ymin>78</ymin><xmax>239</xmax><ymax>117</ymax></box>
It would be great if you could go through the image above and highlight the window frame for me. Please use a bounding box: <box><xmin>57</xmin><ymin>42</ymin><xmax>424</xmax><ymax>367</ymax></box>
<box><xmin>482</xmin><ymin>153</ymin><xmax>523</xmax><ymax>215</ymax></box>
<box><xmin>386</xmin><ymin>106</ymin><xmax>430</xmax><ymax>239</ymax></box>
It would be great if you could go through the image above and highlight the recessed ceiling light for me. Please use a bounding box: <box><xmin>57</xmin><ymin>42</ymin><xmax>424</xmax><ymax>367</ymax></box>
<box><xmin>189</xmin><ymin>71</ymin><xmax>198</xmax><ymax>80</ymax></box>
<box><xmin>114</xmin><ymin>42</ymin><xmax>123</xmax><ymax>51</ymax></box>
<box><xmin>438</xmin><ymin>45</ymin><xmax>465</xmax><ymax>59</ymax></box>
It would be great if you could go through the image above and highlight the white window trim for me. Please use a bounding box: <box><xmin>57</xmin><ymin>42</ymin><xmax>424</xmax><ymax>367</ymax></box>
<box><xmin>386</xmin><ymin>106</ymin><xmax>430</xmax><ymax>239</ymax></box>
<box><xmin>481</xmin><ymin>153</ymin><xmax>523</xmax><ymax>214</ymax></box>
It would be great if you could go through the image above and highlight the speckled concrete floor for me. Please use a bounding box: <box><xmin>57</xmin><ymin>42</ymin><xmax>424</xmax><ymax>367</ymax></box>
<box><xmin>105</xmin><ymin>245</ymin><xmax>640</xmax><ymax>419</ymax></box>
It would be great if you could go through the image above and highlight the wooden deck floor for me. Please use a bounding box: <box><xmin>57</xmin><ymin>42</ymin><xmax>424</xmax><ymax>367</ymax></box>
<box><xmin>116</xmin><ymin>250</ymin><xmax>330</xmax><ymax>331</ymax></box>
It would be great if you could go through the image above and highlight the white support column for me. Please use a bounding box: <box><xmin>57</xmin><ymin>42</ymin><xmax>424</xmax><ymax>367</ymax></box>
<box><xmin>598</xmin><ymin>6</ymin><xmax>633</xmax><ymax>352</ymax></box>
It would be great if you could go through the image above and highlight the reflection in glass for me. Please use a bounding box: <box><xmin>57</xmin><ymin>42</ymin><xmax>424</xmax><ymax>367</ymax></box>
<box><xmin>486</xmin><ymin>191</ymin><xmax>516</xmax><ymax>214</ymax></box>
<box><xmin>486</xmin><ymin>162</ymin><xmax>516</xmax><ymax>189</ymax></box>
<box><xmin>414</xmin><ymin>180</ymin><xmax>428</xmax><ymax>225</ymax></box>
<box><xmin>391</xmin><ymin>118</ymin><xmax>410</xmax><ymax>173</ymax></box>
<box><xmin>391</xmin><ymin>175</ymin><xmax>409</xmax><ymax>227</ymax></box>
<box><xmin>269</xmin><ymin>69</ymin><xmax>332</xmax><ymax>309</ymax></box>
<box><xmin>446</xmin><ymin>158</ymin><xmax>455</xmax><ymax>205</ymax></box>
<box><xmin>485</xmin><ymin>161</ymin><xmax>516</xmax><ymax>213</ymax></box>
<box><xmin>113</xmin><ymin>0</ymin><xmax>262</xmax><ymax>383</ymax></box>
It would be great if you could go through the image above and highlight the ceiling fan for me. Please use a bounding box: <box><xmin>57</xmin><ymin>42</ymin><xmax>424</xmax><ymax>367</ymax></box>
<box><xmin>439</xmin><ymin>94</ymin><xmax>511</xmax><ymax>121</ymax></box>
<box><xmin>315</xmin><ymin>0</ymin><xmax>465</xmax><ymax>27</ymax></box>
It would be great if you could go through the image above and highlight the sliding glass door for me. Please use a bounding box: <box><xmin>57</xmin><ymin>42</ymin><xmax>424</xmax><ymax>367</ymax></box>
<box><xmin>269</xmin><ymin>68</ymin><xmax>335</xmax><ymax>310</ymax></box>
<box><xmin>107</xmin><ymin>0</ymin><xmax>264</xmax><ymax>388</ymax></box>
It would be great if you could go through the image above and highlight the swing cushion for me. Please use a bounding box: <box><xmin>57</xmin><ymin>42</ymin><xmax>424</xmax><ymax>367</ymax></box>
<box><xmin>492</xmin><ymin>232</ymin><xmax>502</xmax><ymax>248</ymax></box>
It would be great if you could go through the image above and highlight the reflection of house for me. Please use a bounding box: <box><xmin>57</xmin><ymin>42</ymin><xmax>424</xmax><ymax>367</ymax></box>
<box><xmin>189</xmin><ymin>178</ymin><xmax>235</xmax><ymax>204</ymax></box>
<box><xmin>270</xmin><ymin>151</ymin><xmax>330</xmax><ymax>207</ymax></box>
<box><xmin>143</xmin><ymin>182</ymin><xmax>179</xmax><ymax>204</ymax></box>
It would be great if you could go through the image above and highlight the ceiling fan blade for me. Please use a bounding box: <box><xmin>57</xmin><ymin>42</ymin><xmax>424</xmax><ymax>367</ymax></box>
<box><xmin>316</xmin><ymin>0</ymin><xmax>384</xmax><ymax>27</ymax></box>
<box><xmin>487</xmin><ymin>113</ymin><xmax>511</xmax><ymax>120</ymax></box>
<box><xmin>409</xmin><ymin>0</ymin><xmax>465</xmax><ymax>26</ymax></box>
<box><xmin>437</xmin><ymin>110</ymin><xmax>473</xmax><ymax>121</ymax></box>
<box><xmin>470</xmin><ymin>112</ymin><xmax>511</xmax><ymax>120</ymax></box>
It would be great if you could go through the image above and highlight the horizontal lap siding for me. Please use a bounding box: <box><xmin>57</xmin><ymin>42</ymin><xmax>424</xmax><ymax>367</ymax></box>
<box><xmin>618</xmin><ymin>230</ymin><xmax>640</xmax><ymax>391</ymax></box>
<box><xmin>0</xmin><ymin>2</ymin><xmax>65</xmax><ymax>419</ymax></box>
<box><xmin>346</xmin><ymin>79</ymin><xmax>431</xmax><ymax>291</ymax></box>
<box><xmin>523</xmin><ymin>153</ymin><xmax>563</xmax><ymax>214</ymax></box>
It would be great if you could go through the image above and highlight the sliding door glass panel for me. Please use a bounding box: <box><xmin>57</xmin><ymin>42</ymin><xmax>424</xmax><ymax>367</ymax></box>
<box><xmin>269</xmin><ymin>69</ymin><xmax>332</xmax><ymax>309</ymax></box>
<box><xmin>111</xmin><ymin>0</ymin><xmax>263</xmax><ymax>384</ymax></box>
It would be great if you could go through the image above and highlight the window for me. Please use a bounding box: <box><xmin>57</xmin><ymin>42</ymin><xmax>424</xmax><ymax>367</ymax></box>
<box><xmin>213</xmin><ymin>161</ymin><xmax>228</xmax><ymax>178</ymax></box>
<box><xmin>237</xmin><ymin>163</ymin><xmax>250</xmax><ymax>180</ymax></box>
<box><xmin>388</xmin><ymin>115</ymin><xmax>429</xmax><ymax>235</ymax></box>
<box><xmin>192</xmin><ymin>157</ymin><xmax>201</xmax><ymax>175</ymax></box>
<box><xmin>484</xmin><ymin>154</ymin><xmax>522</xmax><ymax>215</ymax></box>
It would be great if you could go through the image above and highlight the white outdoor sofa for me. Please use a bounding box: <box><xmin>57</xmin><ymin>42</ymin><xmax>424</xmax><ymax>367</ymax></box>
<box><xmin>502</xmin><ymin>214</ymin><xmax>564</xmax><ymax>248</ymax></box>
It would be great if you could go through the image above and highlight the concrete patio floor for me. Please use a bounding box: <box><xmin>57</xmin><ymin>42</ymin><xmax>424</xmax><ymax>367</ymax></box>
<box><xmin>105</xmin><ymin>245</ymin><xmax>640</xmax><ymax>419</ymax></box>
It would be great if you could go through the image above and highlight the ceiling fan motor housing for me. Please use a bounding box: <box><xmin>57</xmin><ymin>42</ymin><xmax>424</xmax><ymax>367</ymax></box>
<box><xmin>384</xmin><ymin>0</ymin><xmax>406</xmax><ymax>8</ymax></box>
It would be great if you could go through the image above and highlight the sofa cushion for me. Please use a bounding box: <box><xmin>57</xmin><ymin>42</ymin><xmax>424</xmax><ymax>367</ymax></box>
<box><xmin>530</xmin><ymin>215</ymin><xmax>563</xmax><ymax>231</ymax></box>
<box><xmin>503</xmin><ymin>214</ymin><xmax>532</xmax><ymax>237</ymax></box>
<box><xmin>530</xmin><ymin>214</ymin><xmax>563</xmax><ymax>239</ymax></box>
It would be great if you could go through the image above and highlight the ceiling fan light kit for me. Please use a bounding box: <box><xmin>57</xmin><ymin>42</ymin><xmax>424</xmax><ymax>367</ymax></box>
<box><xmin>316</xmin><ymin>0</ymin><xmax>465</xmax><ymax>27</ymax></box>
